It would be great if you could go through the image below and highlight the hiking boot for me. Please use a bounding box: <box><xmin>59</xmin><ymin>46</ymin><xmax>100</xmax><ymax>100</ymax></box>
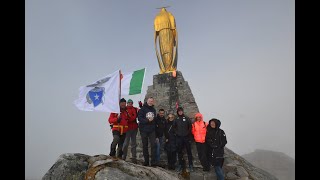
<box><xmin>151</xmin><ymin>159</ymin><xmax>159</xmax><ymax>166</ymax></box>
<box><xmin>176</xmin><ymin>165</ymin><xmax>182</xmax><ymax>172</ymax></box>
<box><xmin>109</xmin><ymin>148</ymin><xmax>116</xmax><ymax>157</ymax></box>
<box><xmin>117</xmin><ymin>150</ymin><xmax>123</xmax><ymax>159</ymax></box>
<box><xmin>122</xmin><ymin>155</ymin><xmax>127</xmax><ymax>161</ymax></box>
<box><xmin>131</xmin><ymin>158</ymin><xmax>137</xmax><ymax>164</ymax></box>
<box><xmin>111</xmin><ymin>156</ymin><xmax>118</xmax><ymax>161</ymax></box>
<box><xmin>143</xmin><ymin>161</ymin><xmax>149</xmax><ymax>166</ymax></box>
<box><xmin>203</xmin><ymin>166</ymin><xmax>210</xmax><ymax>171</ymax></box>
<box><xmin>189</xmin><ymin>165</ymin><xmax>194</xmax><ymax>172</ymax></box>
<box><xmin>168</xmin><ymin>164</ymin><xmax>175</xmax><ymax>170</ymax></box>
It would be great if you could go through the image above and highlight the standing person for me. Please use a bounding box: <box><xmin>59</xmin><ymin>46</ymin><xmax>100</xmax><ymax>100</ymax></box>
<box><xmin>138</xmin><ymin>97</ymin><xmax>157</xmax><ymax>166</ymax></box>
<box><xmin>206</xmin><ymin>118</ymin><xmax>227</xmax><ymax>180</ymax></box>
<box><xmin>122</xmin><ymin>99</ymin><xmax>139</xmax><ymax>163</ymax></box>
<box><xmin>155</xmin><ymin>108</ymin><xmax>166</xmax><ymax>165</ymax></box>
<box><xmin>174</xmin><ymin>107</ymin><xmax>193</xmax><ymax>172</ymax></box>
<box><xmin>191</xmin><ymin>113</ymin><xmax>210</xmax><ymax>171</ymax></box>
<box><xmin>164</xmin><ymin>113</ymin><xmax>177</xmax><ymax>170</ymax></box>
<box><xmin>108</xmin><ymin>98</ymin><xmax>129</xmax><ymax>160</ymax></box>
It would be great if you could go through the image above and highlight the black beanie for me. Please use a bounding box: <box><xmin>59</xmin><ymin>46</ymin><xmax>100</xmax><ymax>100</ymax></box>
<box><xmin>119</xmin><ymin>98</ymin><xmax>126</xmax><ymax>103</ymax></box>
<box><xmin>177</xmin><ymin>107</ymin><xmax>184</xmax><ymax>114</ymax></box>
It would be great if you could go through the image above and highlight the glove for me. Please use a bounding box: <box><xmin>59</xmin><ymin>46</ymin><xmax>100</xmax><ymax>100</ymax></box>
<box><xmin>138</xmin><ymin>101</ymin><xmax>143</xmax><ymax>108</ymax></box>
<box><xmin>117</xmin><ymin>117</ymin><xmax>121</xmax><ymax>123</ymax></box>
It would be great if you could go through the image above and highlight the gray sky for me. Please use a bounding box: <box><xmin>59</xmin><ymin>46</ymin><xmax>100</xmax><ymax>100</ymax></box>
<box><xmin>26</xmin><ymin>0</ymin><xmax>294</xmax><ymax>179</ymax></box>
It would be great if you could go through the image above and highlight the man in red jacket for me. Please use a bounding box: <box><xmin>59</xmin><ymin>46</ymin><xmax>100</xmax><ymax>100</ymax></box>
<box><xmin>108</xmin><ymin>98</ymin><xmax>129</xmax><ymax>160</ymax></box>
<box><xmin>121</xmin><ymin>99</ymin><xmax>139</xmax><ymax>163</ymax></box>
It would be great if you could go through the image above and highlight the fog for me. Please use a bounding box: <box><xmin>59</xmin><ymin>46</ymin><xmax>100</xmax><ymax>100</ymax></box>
<box><xmin>26</xmin><ymin>0</ymin><xmax>294</xmax><ymax>179</ymax></box>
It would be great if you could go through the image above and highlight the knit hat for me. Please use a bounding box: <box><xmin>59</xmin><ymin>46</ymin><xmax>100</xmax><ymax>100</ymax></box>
<box><xmin>177</xmin><ymin>107</ymin><xmax>184</xmax><ymax>115</ymax></box>
<box><xmin>177</xmin><ymin>107</ymin><xmax>184</xmax><ymax>112</ymax></box>
<box><xmin>127</xmin><ymin>99</ymin><xmax>133</xmax><ymax>103</ymax></box>
<box><xmin>119</xmin><ymin>98</ymin><xmax>126</xmax><ymax>103</ymax></box>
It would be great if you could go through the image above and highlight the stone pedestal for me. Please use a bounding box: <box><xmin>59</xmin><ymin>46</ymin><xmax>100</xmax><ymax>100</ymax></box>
<box><xmin>144</xmin><ymin>71</ymin><xmax>199</xmax><ymax>118</ymax></box>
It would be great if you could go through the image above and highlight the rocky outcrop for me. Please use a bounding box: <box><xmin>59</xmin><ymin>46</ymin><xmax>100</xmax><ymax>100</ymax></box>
<box><xmin>42</xmin><ymin>153</ymin><xmax>90</xmax><ymax>180</ymax></box>
<box><xmin>224</xmin><ymin>148</ymin><xmax>278</xmax><ymax>180</ymax></box>
<box><xmin>242</xmin><ymin>149</ymin><xmax>295</xmax><ymax>180</ymax></box>
<box><xmin>43</xmin><ymin>150</ymin><xmax>278</xmax><ymax>180</ymax></box>
<box><xmin>43</xmin><ymin>153</ymin><xmax>181</xmax><ymax>180</ymax></box>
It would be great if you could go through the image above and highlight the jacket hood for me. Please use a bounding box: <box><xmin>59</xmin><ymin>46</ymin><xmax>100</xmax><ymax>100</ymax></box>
<box><xmin>194</xmin><ymin>113</ymin><xmax>203</xmax><ymax>122</ymax></box>
<box><xmin>208</xmin><ymin>118</ymin><xmax>221</xmax><ymax>129</ymax></box>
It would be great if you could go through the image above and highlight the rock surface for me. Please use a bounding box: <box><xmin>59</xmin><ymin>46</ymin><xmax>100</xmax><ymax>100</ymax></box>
<box><xmin>43</xmin><ymin>149</ymin><xmax>278</xmax><ymax>180</ymax></box>
<box><xmin>42</xmin><ymin>153</ymin><xmax>90</xmax><ymax>180</ymax></box>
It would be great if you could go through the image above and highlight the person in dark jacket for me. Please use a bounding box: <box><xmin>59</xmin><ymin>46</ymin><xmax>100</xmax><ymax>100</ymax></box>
<box><xmin>164</xmin><ymin>113</ymin><xmax>177</xmax><ymax>170</ymax></box>
<box><xmin>205</xmin><ymin>118</ymin><xmax>227</xmax><ymax>180</ymax></box>
<box><xmin>138</xmin><ymin>97</ymin><xmax>157</xmax><ymax>166</ymax></box>
<box><xmin>173</xmin><ymin>107</ymin><xmax>193</xmax><ymax>172</ymax></box>
<box><xmin>155</xmin><ymin>108</ymin><xmax>166</xmax><ymax>164</ymax></box>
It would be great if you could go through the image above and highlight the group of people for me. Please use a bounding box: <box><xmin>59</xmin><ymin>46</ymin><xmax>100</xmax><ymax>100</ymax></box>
<box><xmin>108</xmin><ymin>97</ymin><xmax>227</xmax><ymax>180</ymax></box>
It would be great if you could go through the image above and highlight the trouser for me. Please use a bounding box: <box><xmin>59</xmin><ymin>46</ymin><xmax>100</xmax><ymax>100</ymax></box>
<box><xmin>109</xmin><ymin>130</ymin><xmax>126</xmax><ymax>158</ymax></box>
<box><xmin>166</xmin><ymin>150</ymin><xmax>177</xmax><ymax>167</ymax></box>
<box><xmin>140</xmin><ymin>131</ymin><xmax>156</xmax><ymax>164</ymax></box>
<box><xmin>176</xmin><ymin>135</ymin><xmax>193</xmax><ymax>166</ymax></box>
<box><xmin>122</xmin><ymin>128</ymin><xmax>138</xmax><ymax>160</ymax></box>
<box><xmin>196</xmin><ymin>142</ymin><xmax>210</xmax><ymax>168</ymax></box>
<box><xmin>214</xmin><ymin>166</ymin><xmax>224</xmax><ymax>180</ymax></box>
<box><xmin>208</xmin><ymin>146</ymin><xmax>225</xmax><ymax>180</ymax></box>
<box><xmin>155</xmin><ymin>136</ymin><xmax>163</xmax><ymax>163</ymax></box>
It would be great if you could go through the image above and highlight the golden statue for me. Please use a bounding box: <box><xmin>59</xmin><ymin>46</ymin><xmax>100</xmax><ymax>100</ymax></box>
<box><xmin>154</xmin><ymin>7</ymin><xmax>178</xmax><ymax>74</ymax></box>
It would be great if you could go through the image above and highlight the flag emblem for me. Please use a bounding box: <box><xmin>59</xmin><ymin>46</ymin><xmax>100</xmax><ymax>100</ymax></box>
<box><xmin>87</xmin><ymin>87</ymin><xmax>105</xmax><ymax>107</ymax></box>
<box><xmin>74</xmin><ymin>70</ymin><xmax>121</xmax><ymax>113</ymax></box>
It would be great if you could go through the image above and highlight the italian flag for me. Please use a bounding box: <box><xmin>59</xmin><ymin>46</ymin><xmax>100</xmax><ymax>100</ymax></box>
<box><xmin>121</xmin><ymin>68</ymin><xmax>146</xmax><ymax>95</ymax></box>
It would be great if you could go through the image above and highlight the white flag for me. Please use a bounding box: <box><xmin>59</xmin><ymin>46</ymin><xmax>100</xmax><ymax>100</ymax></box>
<box><xmin>74</xmin><ymin>70</ymin><xmax>120</xmax><ymax>113</ymax></box>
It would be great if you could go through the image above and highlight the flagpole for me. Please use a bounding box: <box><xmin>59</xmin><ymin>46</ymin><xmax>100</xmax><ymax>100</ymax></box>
<box><xmin>118</xmin><ymin>69</ymin><xmax>121</xmax><ymax>132</ymax></box>
<box><xmin>139</xmin><ymin>67</ymin><xmax>147</xmax><ymax>103</ymax></box>
<box><xmin>119</xmin><ymin>69</ymin><xmax>122</xmax><ymax>101</ymax></box>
